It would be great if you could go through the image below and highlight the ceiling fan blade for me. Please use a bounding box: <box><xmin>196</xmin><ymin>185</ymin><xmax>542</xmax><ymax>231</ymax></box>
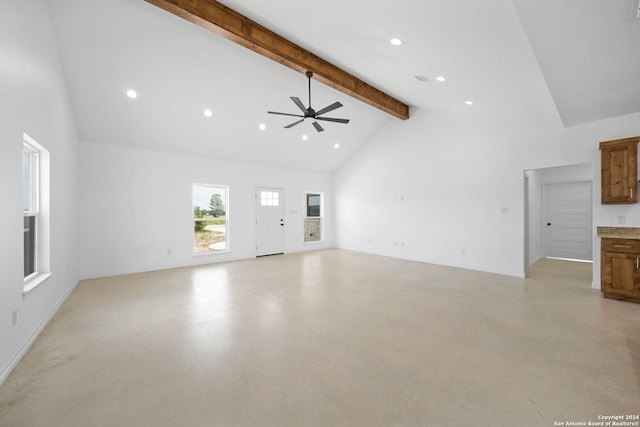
<box><xmin>284</xmin><ymin>118</ymin><xmax>305</xmax><ymax>128</ymax></box>
<box><xmin>290</xmin><ymin>97</ymin><xmax>307</xmax><ymax>114</ymax></box>
<box><xmin>315</xmin><ymin>116</ymin><xmax>350</xmax><ymax>124</ymax></box>
<box><xmin>314</xmin><ymin>101</ymin><xmax>343</xmax><ymax>116</ymax></box>
<box><xmin>312</xmin><ymin>121</ymin><xmax>324</xmax><ymax>132</ymax></box>
<box><xmin>267</xmin><ymin>111</ymin><xmax>304</xmax><ymax>118</ymax></box>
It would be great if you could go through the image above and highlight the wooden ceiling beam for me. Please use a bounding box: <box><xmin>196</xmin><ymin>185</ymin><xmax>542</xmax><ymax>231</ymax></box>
<box><xmin>144</xmin><ymin>0</ymin><xmax>410</xmax><ymax>120</ymax></box>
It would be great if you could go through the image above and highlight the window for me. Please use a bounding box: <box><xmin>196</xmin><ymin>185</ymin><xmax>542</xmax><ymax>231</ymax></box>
<box><xmin>304</xmin><ymin>192</ymin><xmax>323</xmax><ymax>243</ymax></box>
<box><xmin>23</xmin><ymin>143</ymin><xmax>38</xmax><ymax>277</ymax></box>
<box><xmin>306</xmin><ymin>193</ymin><xmax>320</xmax><ymax>217</ymax></box>
<box><xmin>260</xmin><ymin>191</ymin><xmax>279</xmax><ymax>206</ymax></box>
<box><xmin>192</xmin><ymin>184</ymin><xmax>229</xmax><ymax>253</ymax></box>
<box><xmin>23</xmin><ymin>133</ymin><xmax>50</xmax><ymax>291</ymax></box>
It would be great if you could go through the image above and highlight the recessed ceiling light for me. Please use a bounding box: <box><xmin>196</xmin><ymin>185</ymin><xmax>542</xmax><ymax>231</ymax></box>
<box><xmin>259</xmin><ymin>123</ymin><xmax>266</xmax><ymax>131</ymax></box>
<box><xmin>465</xmin><ymin>100</ymin><xmax>474</xmax><ymax>105</ymax></box>
<box><xmin>203</xmin><ymin>109</ymin><xmax>213</xmax><ymax>117</ymax></box>
<box><xmin>390</xmin><ymin>38</ymin><xmax>403</xmax><ymax>46</ymax></box>
<box><xmin>334</xmin><ymin>143</ymin><xmax>340</xmax><ymax>149</ymax></box>
<box><xmin>435</xmin><ymin>76</ymin><xmax>446</xmax><ymax>82</ymax></box>
<box><xmin>126</xmin><ymin>89</ymin><xmax>137</xmax><ymax>99</ymax></box>
<box><xmin>302</xmin><ymin>134</ymin><xmax>309</xmax><ymax>141</ymax></box>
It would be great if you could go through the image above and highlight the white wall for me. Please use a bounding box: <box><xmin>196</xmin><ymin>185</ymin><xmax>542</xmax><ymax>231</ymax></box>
<box><xmin>78</xmin><ymin>142</ymin><xmax>333</xmax><ymax>278</ymax></box>
<box><xmin>0</xmin><ymin>0</ymin><xmax>79</xmax><ymax>383</ymax></box>
<box><xmin>525</xmin><ymin>163</ymin><xmax>593</xmax><ymax>267</ymax></box>
<box><xmin>539</xmin><ymin>163</ymin><xmax>592</xmax><ymax>184</ymax></box>
<box><xmin>334</xmin><ymin>108</ymin><xmax>640</xmax><ymax>285</ymax></box>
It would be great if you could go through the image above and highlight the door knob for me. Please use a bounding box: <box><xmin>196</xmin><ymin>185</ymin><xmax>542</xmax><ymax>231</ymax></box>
<box><xmin>547</xmin><ymin>223</ymin><xmax>551</xmax><ymax>226</ymax></box>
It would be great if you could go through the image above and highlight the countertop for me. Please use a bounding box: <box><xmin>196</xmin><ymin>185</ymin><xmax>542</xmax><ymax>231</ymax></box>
<box><xmin>596</xmin><ymin>226</ymin><xmax>640</xmax><ymax>239</ymax></box>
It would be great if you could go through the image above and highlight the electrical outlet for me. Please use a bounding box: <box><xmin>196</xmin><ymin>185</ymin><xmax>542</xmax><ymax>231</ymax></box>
<box><xmin>11</xmin><ymin>310</ymin><xmax>18</xmax><ymax>327</ymax></box>
<box><xmin>167</xmin><ymin>249</ymin><xmax>172</xmax><ymax>255</ymax></box>
<box><xmin>616</xmin><ymin>215</ymin><xmax>626</xmax><ymax>225</ymax></box>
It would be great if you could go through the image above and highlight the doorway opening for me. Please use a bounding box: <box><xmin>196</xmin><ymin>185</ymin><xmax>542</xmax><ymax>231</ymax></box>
<box><xmin>524</xmin><ymin>163</ymin><xmax>594</xmax><ymax>278</ymax></box>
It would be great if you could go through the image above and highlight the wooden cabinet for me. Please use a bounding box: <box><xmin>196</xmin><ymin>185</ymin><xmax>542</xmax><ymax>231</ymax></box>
<box><xmin>601</xmin><ymin>238</ymin><xmax>640</xmax><ymax>303</ymax></box>
<box><xmin>599</xmin><ymin>137</ymin><xmax>640</xmax><ymax>204</ymax></box>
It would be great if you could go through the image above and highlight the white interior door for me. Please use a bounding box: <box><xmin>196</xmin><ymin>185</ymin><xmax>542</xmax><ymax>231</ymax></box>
<box><xmin>256</xmin><ymin>187</ymin><xmax>284</xmax><ymax>256</ymax></box>
<box><xmin>544</xmin><ymin>181</ymin><xmax>592</xmax><ymax>261</ymax></box>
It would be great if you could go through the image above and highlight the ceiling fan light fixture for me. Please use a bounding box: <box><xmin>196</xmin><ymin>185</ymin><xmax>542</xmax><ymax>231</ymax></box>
<box><xmin>465</xmin><ymin>100</ymin><xmax>474</xmax><ymax>105</ymax></box>
<box><xmin>126</xmin><ymin>89</ymin><xmax>137</xmax><ymax>99</ymax></box>
<box><xmin>435</xmin><ymin>76</ymin><xmax>446</xmax><ymax>82</ymax></box>
<box><xmin>259</xmin><ymin>123</ymin><xmax>266</xmax><ymax>130</ymax></box>
<box><xmin>302</xmin><ymin>134</ymin><xmax>309</xmax><ymax>141</ymax></box>
<box><xmin>203</xmin><ymin>109</ymin><xmax>213</xmax><ymax>117</ymax></box>
<box><xmin>334</xmin><ymin>143</ymin><xmax>340</xmax><ymax>149</ymax></box>
<box><xmin>390</xmin><ymin>38</ymin><xmax>403</xmax><ymax>46</ymax></box>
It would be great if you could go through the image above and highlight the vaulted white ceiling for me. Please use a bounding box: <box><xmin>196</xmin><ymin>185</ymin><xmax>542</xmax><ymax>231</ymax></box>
<box><xmin>48</xmin><ymin>0</ymin><xmax>640</xmax><ymax>173</ymax></box>
<box><xmin>513</xmin><ymin>0</ymin><xmax>640</xmax><ymax>126</ymax></box>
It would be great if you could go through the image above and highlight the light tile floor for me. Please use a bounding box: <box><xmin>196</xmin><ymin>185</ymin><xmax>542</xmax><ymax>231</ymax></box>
<box><xmin>1</xmin><ymin>249</ymin><xmax>639</xmax><ymax>426</ymax></box>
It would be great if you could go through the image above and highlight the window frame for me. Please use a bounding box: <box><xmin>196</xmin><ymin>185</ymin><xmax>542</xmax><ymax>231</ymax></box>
<box><xmin>23</xmin><ymin>133</ymin><xmax>51</xmax><ymax>293</ymax></box>
<box><xmin>260</xmin><ymin>190</ymin><xmax>280</xmax><ymax>207</ymax></box>
<box><xmin>303</xmin><ymin>191</ymin><xmax>324</xmax><ymax>244</ymax></box>
<box><xmin>192</xmin><ymin>183</ymin><xmax>230</xmax><ymax>255</ymax></box>
<box><xmin>23</xmin><ymin>143</ymin><xmax>39</xmax><ymax>280</ymax></box>
<box><xmin>306</xmin><ymin>193</ymin><xmax>321</xmax><ymax>217</ymax></box>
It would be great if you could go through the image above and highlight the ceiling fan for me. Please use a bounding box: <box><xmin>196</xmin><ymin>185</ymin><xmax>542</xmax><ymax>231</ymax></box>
<box><xmin>268</xmin><ymin>71</ymin><xmax>350</xmax><ymax>132</ymax></box>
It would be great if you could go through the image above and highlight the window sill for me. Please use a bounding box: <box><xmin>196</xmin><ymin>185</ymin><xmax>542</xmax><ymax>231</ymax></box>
<box><xmin>23</xmin><ymin>272</ymin><xmax>53</xmax><ymax>295</ymax></box>
<box><xmin>192</xmin><ymin>250</ymin><xmax>230</xmax><ymax>257</ymax></box>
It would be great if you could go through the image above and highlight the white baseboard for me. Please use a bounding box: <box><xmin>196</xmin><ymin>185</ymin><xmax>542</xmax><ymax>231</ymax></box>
<box><xmin>77</xmin><ymin>254</ymin><xmax>252</xmax><ymax>280</ymax></box>
<box><xmin>78</xmin><ymin>245</ymin><xmax>336</xmax><ymax>281</ymax></box>
<box><xmin>528</xmin><ymin>256</ymin><xmax>544</xmax><ymax>268</ymax></box>
<box><xmin>336</xmin><ymin>246</ymin><xmax>525</xmax><ymax>278</ymax></box>
<box><xmin>0</xmin><ymin>279</ymin><xmax>79</xmax><ymax>386</ymax></box>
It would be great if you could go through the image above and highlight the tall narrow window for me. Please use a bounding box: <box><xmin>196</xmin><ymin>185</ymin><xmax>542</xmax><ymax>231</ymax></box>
<box><xmin>22</xmin><ymin>133</ymin><xmax>50</xmax><ymax>291</ymax></box>
<box><xmin>304</xmin><ymin>192</ymin><xmax>323</xmax><ymax>242</ymax></box>
<box><xmin>192</xmin><ymin>184</ymin><xmax>229</xmax><ymax>253</ymax></box>
<box><xmin>23</xmin><ymin>143</ymin><xmax>39</xmax><ymax>277</ymax></box>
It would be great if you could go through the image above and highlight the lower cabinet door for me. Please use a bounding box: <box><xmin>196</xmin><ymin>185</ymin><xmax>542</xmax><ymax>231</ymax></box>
<box><xmin>604</xmin><ymin>252</ymin><xmax>640</xmax><ymax>297</ymax></box>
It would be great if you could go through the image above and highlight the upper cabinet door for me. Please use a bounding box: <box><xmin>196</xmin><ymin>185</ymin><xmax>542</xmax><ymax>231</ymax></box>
<box><xmin>600</xmin><ymin>137</ymin><xmax>640</xmax><ymax>204</ymax></box>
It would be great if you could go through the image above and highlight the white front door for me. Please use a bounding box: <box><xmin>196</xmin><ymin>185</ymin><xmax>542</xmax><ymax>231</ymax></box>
<box><xmin>544</xmin><ymin>181</ymin><xmax>592</xmax><ymax>261</ymax></box>
<box><xmin>256</xmin><ymin>187</ymin><xmax>284</xmax><ymax>256</ymax></box>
